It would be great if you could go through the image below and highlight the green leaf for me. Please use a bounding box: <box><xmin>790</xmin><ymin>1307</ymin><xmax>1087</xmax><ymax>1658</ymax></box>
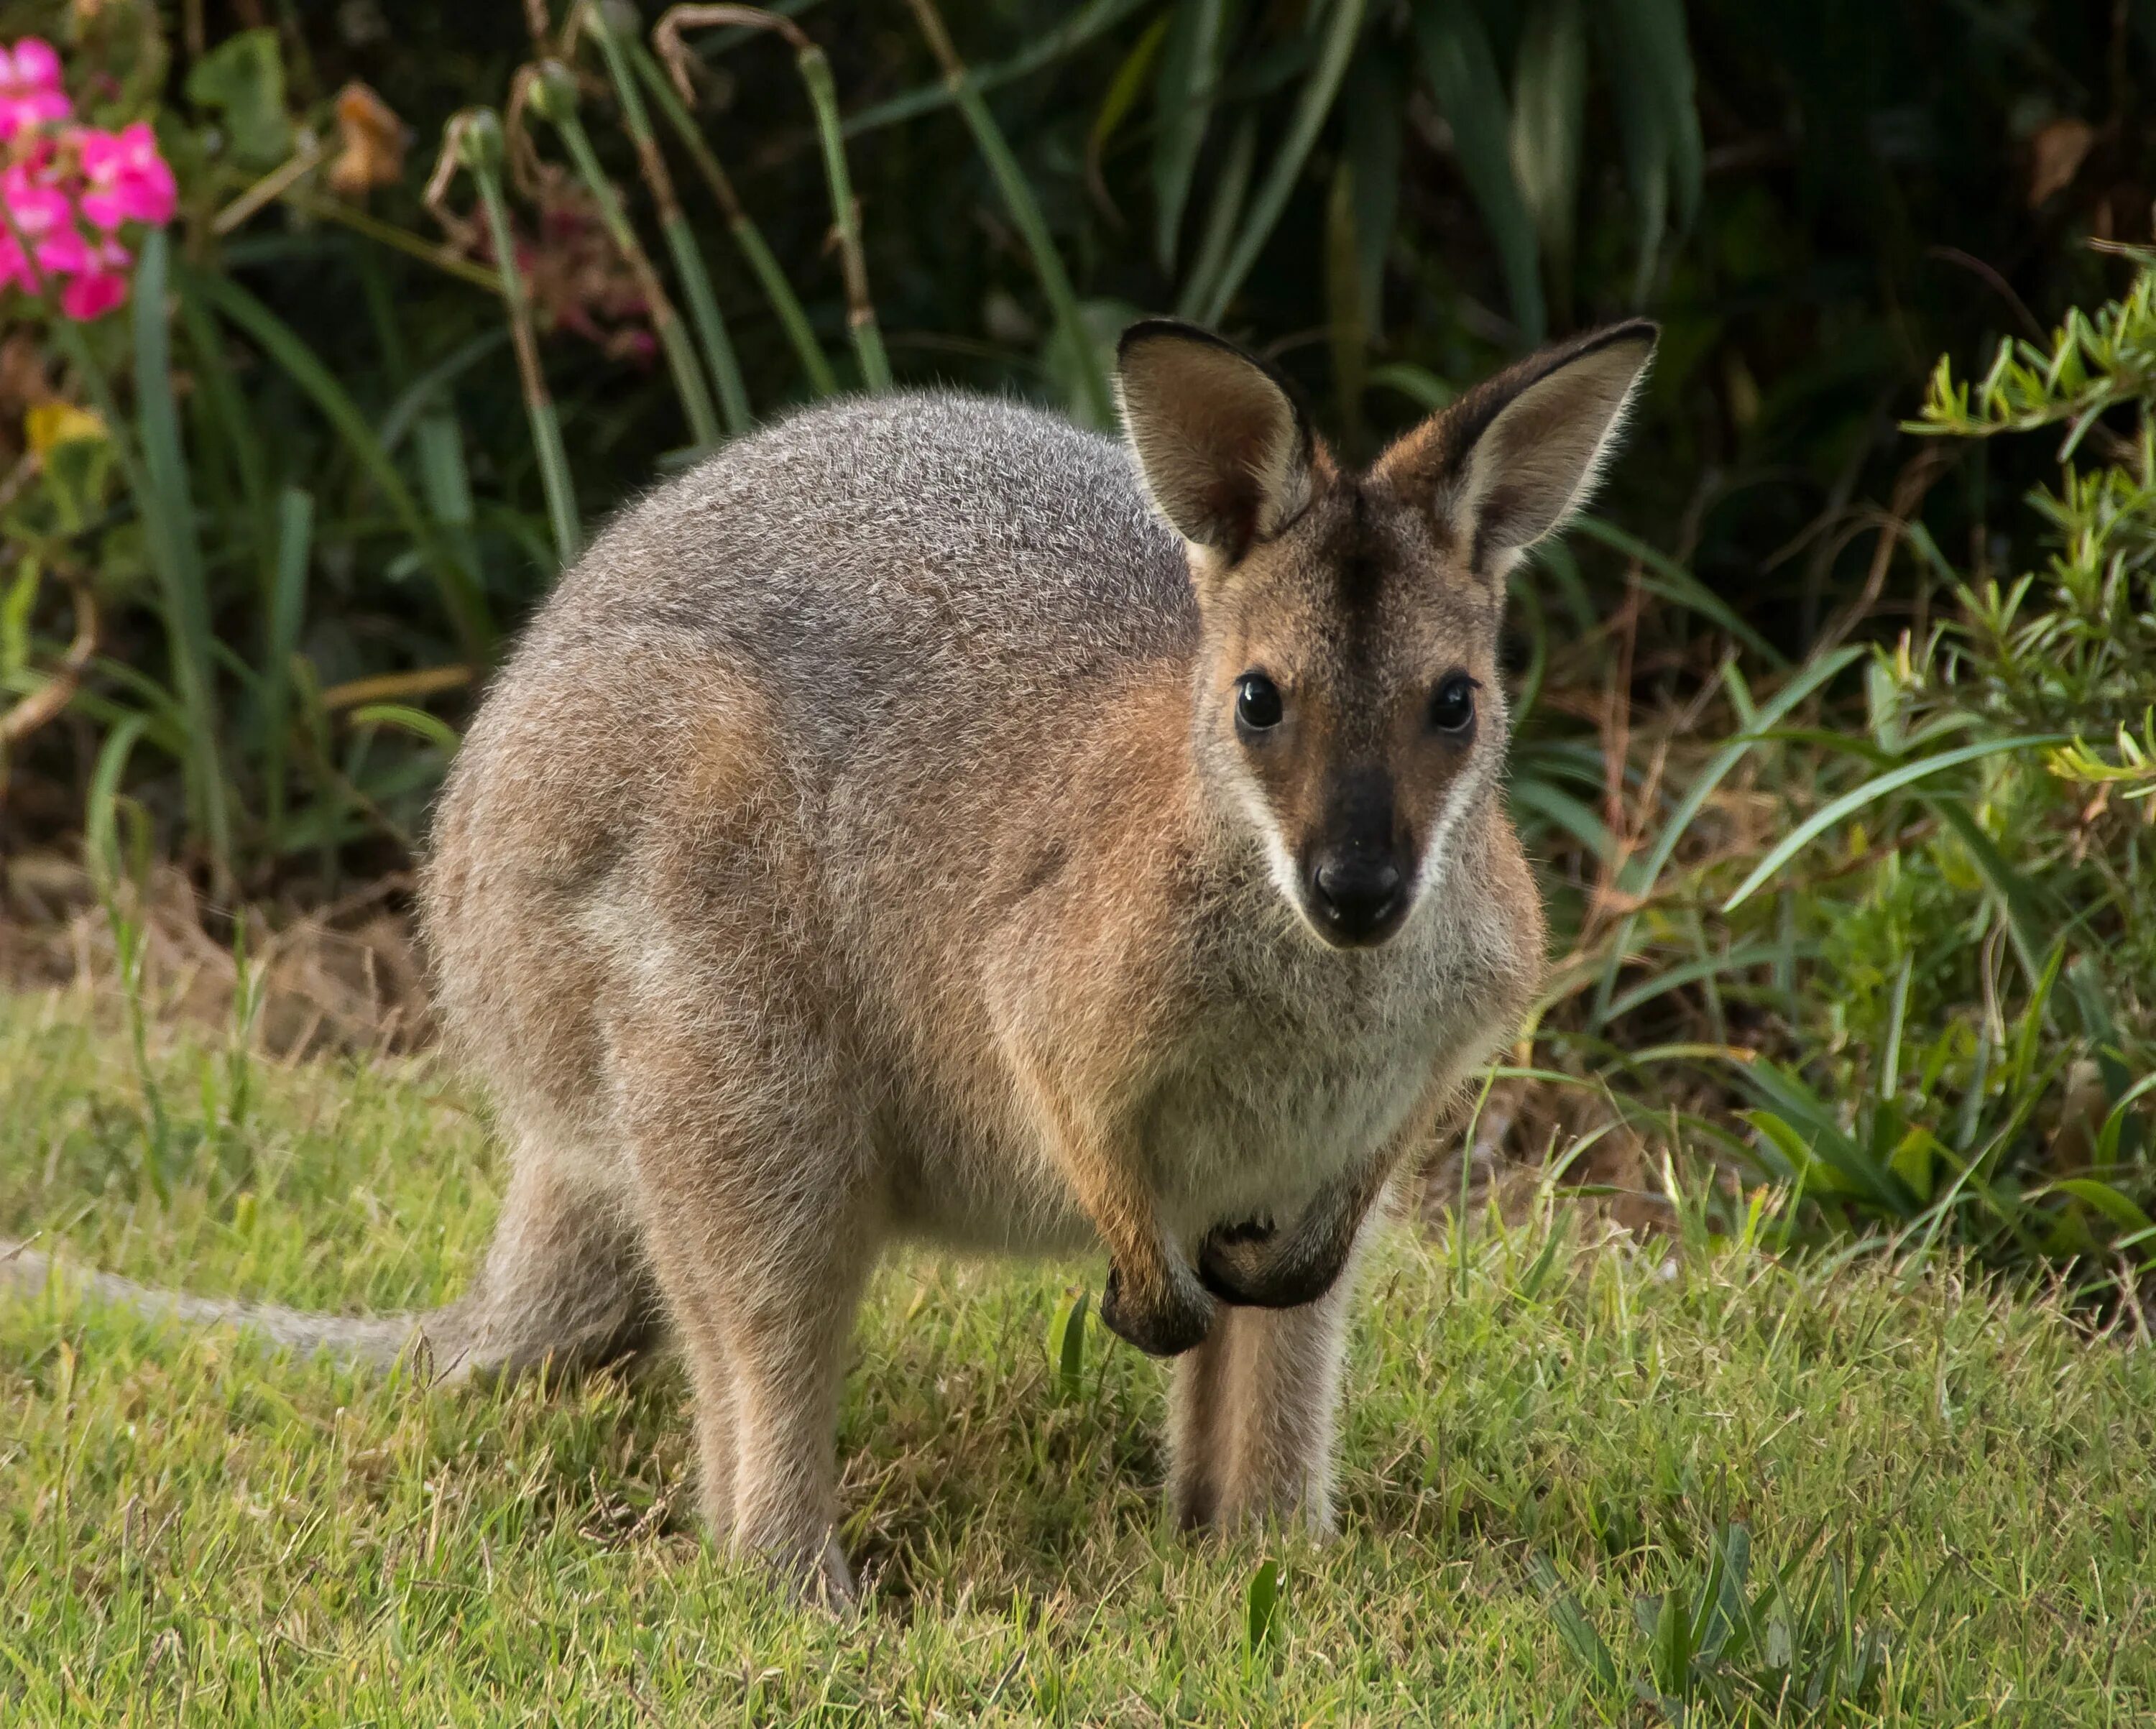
<box><xmin>1412</xmin><ymin>0</ymin><xmax>1544</xmax><ymax>341</ymax></box>
<box><xmin>1245</xmin><ymin>1557</ymin><xmax>1283</xmax><ymax>1656</ymax></box>
<box><xmin>1570</xmin><ymin>516</ymin><xmax>1782</xmax><ymax>664</ymax></box>
<box><xmin>1343</xmin><ymin>48</ymin><xmax>1404</xmax><ymax>337</ymax></box>
<box><xmin>1151</xmin><ymin>0</ymin><xmax>1230</xmax><ymax>272</ymax></box>
<box><xmin>2049</xmin><ymin>1178</ymin><xmax>2155</xmax><ymax>1237</ymax></box>
<box><xmin>1594</xmin><ymin>0</ymin><xmax>1703</xmax><ymax>300</ymax></box>
<box><xmin>1530</xmin><ymin>1552</ymin><xmax>1618</xmax><ymax>1688</ymax></box>
<box><xmin>847</xmin><ymin>0</ymin><xmax>1156</xmax><ymax>135</ymax></box>
<box><xmin>183</xmin><ymin>267</ymin><xmax>494</xmax><ymax>661</ymax></box>
<box><xmin>185</xmin><ymin>28</ymin><xmax>292</xmax><ymax>169</ymax></box>
<box><xmin>1046</xmin><ymin>1287</ymin><xmax>1089</xmax><ymax>1398</ymax></box>
<box><xmin>347</xmin><ymin>704</ymin><xmax>462</xmax><ymax>754</ymax></box>
<box><xmin>131</xmin><ymin>230</ymin><xmax>231</xmax><ymax>880</ymax></box>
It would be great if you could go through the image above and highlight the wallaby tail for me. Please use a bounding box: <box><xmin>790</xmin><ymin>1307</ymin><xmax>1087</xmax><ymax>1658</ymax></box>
<box><xmin>1</xmin><ymin>1234</ymin><xmax>439</xmax><ymax>1371</ymax></box>
<box><xmin>2</xmin><ymin>1173</ymin><xmax>658</xmax><ymax>1385</ymax></box>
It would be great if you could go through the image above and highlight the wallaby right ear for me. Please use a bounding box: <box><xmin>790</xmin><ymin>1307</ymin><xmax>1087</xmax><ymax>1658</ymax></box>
<box><xmin>1117</xmin><ymin>320</ymin><xmax>1313</xmax><ymax>561</ymax></box>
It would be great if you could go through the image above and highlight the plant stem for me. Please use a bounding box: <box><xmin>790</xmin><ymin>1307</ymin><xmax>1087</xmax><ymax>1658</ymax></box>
<box><xmin>629</xmin><ymin>37</ymin><xmax>837</xmax><ymax>396</ymax></box>
<box><xmin>449</xmin><ymin>109</ymin><xmax>584</xmax><ymax>566</ymax></box>
<box><xmin>530</xmin><ymin>65</ymin><xmax>724</xmax><ymax>448</ymax></box>
<box><xmin>901</xmin><ymin>0</ymin><xmax>1113</xmax><ymax>425</ymax></box>
<box><xmin>584</xmin><ymin>1</ymin><xmax>753</xmax><ymax>435</ymax></box>
<box><xmin>654</xmin><ymin>7</ymin><xmax>889</xmax><ymax>391</ymax></box>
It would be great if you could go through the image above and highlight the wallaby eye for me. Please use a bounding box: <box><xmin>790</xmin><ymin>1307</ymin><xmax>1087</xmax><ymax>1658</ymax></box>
<box><xmin>1429</xmin><ymin>674</ymin><xmax>1478</xmax><ymax>735</ymax></box>
<box><xmin>1235</xmin><ymin>672</ymin><xmax>1284</xmax><ymax>732</ymax></box>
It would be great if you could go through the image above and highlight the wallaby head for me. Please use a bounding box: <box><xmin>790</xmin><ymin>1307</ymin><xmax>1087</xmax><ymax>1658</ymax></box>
<box><xmin>1118</xmin><ymin>318</ymin><xmax>1655</xmax><ymax>948</ymax></box>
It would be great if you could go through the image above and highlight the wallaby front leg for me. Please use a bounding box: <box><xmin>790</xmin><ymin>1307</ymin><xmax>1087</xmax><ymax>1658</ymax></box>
<box><xmin>1026</xmin><ymin>1083</ymin><xmax>1213</xmax><ymax>1357</ymax></box>
<box><xmin>1169</xmin><ymin>1269</ymin><xmax>1360</xmax><ymax>1536</ymax></box>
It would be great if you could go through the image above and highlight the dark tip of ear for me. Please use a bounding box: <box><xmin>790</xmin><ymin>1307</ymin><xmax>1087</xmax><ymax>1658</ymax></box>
<box><xmin>1573</xmin><ymin>316</ymin><xmax>1660</xmax><ymax>358</ymax></box>
<box><xmin>1117</xmin><ymin>317</ymin><xmax>1244</xmax><ymax>365</ymax></box>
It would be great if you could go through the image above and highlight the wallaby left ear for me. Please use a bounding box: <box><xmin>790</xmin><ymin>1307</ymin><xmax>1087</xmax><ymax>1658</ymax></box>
<box><xmin>1375</xmin><ymin>319</ymin><xmax>1657</xmax><ymax>576</ymax></box>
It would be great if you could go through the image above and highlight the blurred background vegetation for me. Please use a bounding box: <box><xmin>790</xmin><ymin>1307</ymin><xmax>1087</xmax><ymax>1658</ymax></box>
<box><xmin>0</xmin><ymin>1</ymin><xmax>2151</xmax><ymax>1304</ymax></box>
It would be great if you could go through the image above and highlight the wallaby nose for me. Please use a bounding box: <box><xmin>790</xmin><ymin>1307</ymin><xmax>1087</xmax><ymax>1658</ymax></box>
<box><xmin>1309</xmin><ymin>855</ymin><xmax>1405</xmax><ymax>942</ymax></box>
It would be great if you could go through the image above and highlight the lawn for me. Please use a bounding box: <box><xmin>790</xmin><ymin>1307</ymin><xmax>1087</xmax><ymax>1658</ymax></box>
<box><xmin>2</xmin><ymin>986</ymin><xmax>2154</xmax><ymax>1725</ymax></box>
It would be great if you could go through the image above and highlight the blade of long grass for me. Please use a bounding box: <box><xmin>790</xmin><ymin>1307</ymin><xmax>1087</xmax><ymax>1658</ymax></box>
<box><xmin>1412</xmin><ymin>0</ymin><xmax>1544</xmax><ymax>342</ymax></box>
<box><xmin>1571</xmin><ymin>515</ymin><xmax>1782</xmax><ymax>663</ymax></box>
<box><xmin>1176</xmin><ymin>114</ymin><xmax>1256</xmax><ymax>323</ymax></box>
<box><xmin>903</xmin><ymin>0</ymin><xmax>1115</xmax><ymax>425</ymax></box>
<box><xmin>1153</xmin><ymin>0</ymin><xmax>1228</xmax><ymax>274</ymax></box>
<box><xmin>415</xmin><ymin>412</ymin><xmax>482</xmax><ymax>590</ymax></box>
<box><xmin>1508</xmin><ymin>0</ymin><xmax>1585</xmax><ymax>329</ymax></box>
<box><xmin>1343</xmin><ymin>49</ymin><xmax>1403</xmax><ymax>341</ymax></box>
<box><xmin>183</xmin><ymin>264</ymin><xmax>497</xmax><ymax>657</ymax></box>
<box><xmin>528</xmin><ymin>61</ymin><xmax>723</xmax><ymax>449</ymax></box>
<box><xmin>1192</xmin><ymin>0</ymin><xmax>1365</xmax><ymax>327</ymax></box>
<box><xmin>1723</xmin><ymin>734</ymin><xmax>2068</xmax><ymax>913</ymax></box>
<box><xmin>846</xmin><ymin>0</ymin><xmax>1153</xmax><ymax>135</ymax></box>
<box><xmin>1588</xmin><ymin>647</ymin><xmax>1859</xmax><ymax>1026</ymax></box>
<box><xmin>175</xmin><ymin>272</ymin><xmax>272</xmax><ymax>592</ymax></box>
<box><xmin>131</xmin><ymin>230</ymin><xmax>233</xmax><ymax>885</ymax></box>
<box><xmin>1595</xmin><ymin>0</ymin><xmax>1702</xmax><ymax>303</ymax></box>
<box><xmin>585</xmin><ymin>1</ymin><xmax>752</xmax><ymax>435</ymax></box>
<box><xmin>259</xmin><ymin>487</ymin><xmax>313</xmax><ymax>853</ymax></box>
<box><xmin>377</xmin><ymin>328</ymin><xmax>512</xmax><ymax>454</ymax></box>
<box><xmin>1604</xmin><ymin>943</ymin><xmax>1823</xmax><ymax>1022</ymax></box>
<box><xmin>629</xmin><ymin>39</ymin><xmax>837</xmax><ymax>395</ymax></box>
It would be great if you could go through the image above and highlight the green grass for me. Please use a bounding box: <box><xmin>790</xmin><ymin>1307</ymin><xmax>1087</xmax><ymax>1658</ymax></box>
<box><xmin>4</xmin><ymin>988</ymin><xmax>2155</xmax><ymax>1725</ymax></box>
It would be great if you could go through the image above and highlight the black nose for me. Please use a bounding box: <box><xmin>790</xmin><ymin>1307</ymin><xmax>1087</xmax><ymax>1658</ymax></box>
<box><xmin>1309</xmin><ymin>855</ymin><xmax>1404</xmax><ymax>941</ymax></box>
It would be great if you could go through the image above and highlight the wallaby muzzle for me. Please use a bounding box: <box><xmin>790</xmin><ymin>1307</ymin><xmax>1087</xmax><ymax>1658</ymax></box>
<box><xmin>1302</xmin><ymin>767</ymin><xmax>1413</xmax><ymax>946</ymax></box>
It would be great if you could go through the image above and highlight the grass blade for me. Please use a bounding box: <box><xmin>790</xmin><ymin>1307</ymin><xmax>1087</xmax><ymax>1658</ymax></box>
<box><xmin>1723</xmin><ymin>735</ymin><xmax>2067</xmax><ymax>913</ymax></box>
<box><xmin>1153</xmin><ymin>0</ymin><xmax>1228</xmax><ymax>274</ymax></box>
<box><xmin>259</xmin><ymin>487</ymin><xmax>313</xmax><ymax>854</ymax></box>
<box><xmin>655</xmin><ymin>9</ymin><xmax>890</xmax><ymax>391</ymax></box>
<box><xmin>903</xmin><ymin>0</ymin><xmax>1115</xmax><ymax>426</ymax></box>
<box><xmin>1412</xmin><ymin>0</ymin><xmax>1544</xmax><ymax>341</ymax></box>
<box><xmin>442</xmin><ymin>109</ymin><xmax>583</xmax><ymax>568</ymax></box>
<box><xmin>131</xmin><ymin>230</ymin><xmax>232</xmax><ymax>885</ymax></box>
<box><xmin>1193</xmin><ymin>0</ymin><xmax>1365</xmax><ymax>328</ymax></box>
<box><xmin>183</xmin><ymin>264</ymin><xmax>497</xmax><ymax>658</ymax></box>
<box><xmin>528</xmin><ymin>62</ymin><xmax>724</xmax><ymax>450</ymax></box>
<box><xmin>1176</xmin><ymin>114</ymin><xmax>1256</xmax><ymax>323</ymax></box>
<box><xmin>845</xmin><ymin>0</ymin><xmax>1153</xmax><ymax>135</ymax></box>
<box><xmin>1570</xmin><ymin>515</ymin><xmax>1782</xmax><ymax>664</ymax></box>
<box><xmin>1508</xmin><ymin>0</ymin><xmax>1585</xmax><ymax>328</ymax></box>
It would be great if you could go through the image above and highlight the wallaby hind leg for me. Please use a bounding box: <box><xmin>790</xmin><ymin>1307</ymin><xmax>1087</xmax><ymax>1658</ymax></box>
<box><xmin>1167</xmin><ymin>1268</ymin><xmax>1360</xmax><ymax>1537</ymax></box>
<box><xmin>633</xmin><ymin>1163</ymin><xmax>874</xmax><ymax>1605</ymax></box>
<box><xmin>428</xmin><ymin>1143</ymin><xmax>659</xmax><ymax>1386</ymax></box>
<box><xmin>613</xmin><ymin>1005</ymin><xmax>877</xmax><ymax>1605</ymax></box>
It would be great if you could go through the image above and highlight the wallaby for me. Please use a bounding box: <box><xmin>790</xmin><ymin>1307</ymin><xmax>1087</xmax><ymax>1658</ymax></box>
<box><xmin>4</xmin><ymin>316</ymin><xmax>1654</xmax><ymax>1604</ymax></box>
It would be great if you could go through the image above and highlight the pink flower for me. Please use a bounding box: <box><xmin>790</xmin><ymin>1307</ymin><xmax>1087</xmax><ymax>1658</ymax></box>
<box><xmin>0</xmin><ymin>162</ymin><xmax>88</xmax><ymax>279</ymax></box>
<box><xmin>77</xmin><ymin>121</ymin><xmax>175</xmax><ymax>229</ymax></box>
<box><xmin>0</xmin><ymin>38</ymin><xmax>70</xmax><ymax>144</ymax></box>
<box><xmin>0</xmin><ymin>40</ymin><xmax>175</xmax><ymax>321</ymax></box>
<box><xmin>58</xmin><ymin>257</ymin><xmax>126</xmax><ymax>320</ymax></box>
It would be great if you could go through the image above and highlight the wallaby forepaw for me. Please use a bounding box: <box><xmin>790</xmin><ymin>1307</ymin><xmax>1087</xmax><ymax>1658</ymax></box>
<box><xmin>1197</xmin><ymin>1219</ymin><xmax>1345</xmax><ymax>1310</ymax></box>
<box><xmin>1100</xmin><ymin>1263</ymin><xmax>1213</xmax><ymax>1357</ymax></box>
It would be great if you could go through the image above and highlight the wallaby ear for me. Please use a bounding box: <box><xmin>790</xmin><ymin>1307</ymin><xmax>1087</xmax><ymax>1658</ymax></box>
<box><xmin>1375</xmin><ymin>319</ymin><xmax>1657</xmax><ymax>577</ymax></box>
<box><xmin>1117</xmin><ymin>319</ymin><xmax>1313</xmax><ymax>561</ymax></box>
